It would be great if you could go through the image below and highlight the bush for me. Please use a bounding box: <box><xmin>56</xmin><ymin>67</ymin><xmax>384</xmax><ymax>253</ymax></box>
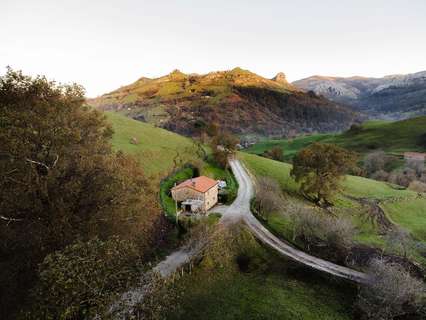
<box><xmin>388</xmin><ymin>168</ymin><xmax>417</xmax><ymax>187</ymax></box>
<box><xmin>264</xmin><ymin>146</ymin><xmax>284</xmax><ymax>162</ymax></box>
<box><xmin>384</xmin><ymin>227</ymin><xmax>414</xmax><ymax>258</ymax></box>
<box><xmin>371</xmin><ymin>169</ymin><xmax>389</xmax><ymax>182</ymax></box>
<box><xmin>292</xmin><ymin>208</ymin><xmax>357</xmax><ymax>250</ymax></box>
<box><xmin>254</xmin><ymin>176</ymin><xmax>286</xmax><ymax>219</ymax></box>
<box><xmin>408</xmin><ymin>180</ymin><xmax>426</xmax><ymax>193</ymax></box>
<box><xmin>363</xmin><ymin>151</ymin><xmax>397</xmax><ymax>176</ymax></box>
<box><xmin>357</xmin><ymin>258</ymin><xmax>425</xmax><ymax>320</ymax></box>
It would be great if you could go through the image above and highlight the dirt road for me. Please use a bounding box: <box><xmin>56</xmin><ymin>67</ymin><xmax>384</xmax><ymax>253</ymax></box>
<box><xmin>227</xmin><ymin>159</ymin><xmax>370</xmax><ymax>284</ymax></box>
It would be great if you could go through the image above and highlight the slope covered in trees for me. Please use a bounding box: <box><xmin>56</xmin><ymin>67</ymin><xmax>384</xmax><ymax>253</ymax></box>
<box><xmin>0</xmin><ymin>69</ymin><xmax>164</xmax><ymax>318</ymax></box>
<box><xmin>89</xmin><ymin>68</ymin><xmax>359</xmax><ymax>137</ymax></box>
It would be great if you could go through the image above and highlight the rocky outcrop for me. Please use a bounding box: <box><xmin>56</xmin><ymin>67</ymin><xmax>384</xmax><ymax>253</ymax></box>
<box><xmin>293</xmin><ymin>71</ymin><xmax>426</xmax><ymax>119</ymax></box>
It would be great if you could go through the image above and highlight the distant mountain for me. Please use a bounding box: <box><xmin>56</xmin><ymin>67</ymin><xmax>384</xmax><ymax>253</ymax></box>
<box><xmin>88</xmin><ymin>68</ymin><xmax>358</xmax><ymax>137</ymax></box>
<box><xmin>293</xmin><ymin>71</ymin><xmax>426</xmax><ymax>119</ymax></box>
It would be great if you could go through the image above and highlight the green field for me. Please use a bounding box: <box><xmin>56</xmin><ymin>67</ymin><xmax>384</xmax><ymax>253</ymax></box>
<box><xmin>382</xmin><ymin>198</ymin><xmax>426</xmax><ymax>241</ymax></box>
<box><xmin>239</xmin><ymin>152</ymin><xmax>426</xmax><ymax>259</ymax></box>
<box><xmin>245</xmin><ymin>116</ymin><xmax>426</xmax><ymax>161</ymax></box>
<box><xmin>168</xmin><ymin>229</ymin><xmax>355</xmax><ymax>320</ymax></box>
<box><xmin>106</xmin><ymin>112</ymin><xmax>199</xmax><ymax>177</ymax></box>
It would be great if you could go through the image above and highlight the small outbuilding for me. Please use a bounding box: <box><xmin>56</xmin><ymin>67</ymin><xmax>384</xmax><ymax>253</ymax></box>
<box><xmin>171</xmin><ymin>176</ymin><xmax>219</xmax><ymax>213</ymax></box>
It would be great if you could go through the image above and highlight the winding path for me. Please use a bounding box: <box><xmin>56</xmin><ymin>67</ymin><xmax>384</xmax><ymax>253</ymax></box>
<box><xmin>224</xmin><ymin>159</ymin><xmax>370</xmax><ymax>284</ymax></box>
<box><xmin>111</xmin><ymin>158</ymin><xmax>370</xmax><ymax>318</ymax></box>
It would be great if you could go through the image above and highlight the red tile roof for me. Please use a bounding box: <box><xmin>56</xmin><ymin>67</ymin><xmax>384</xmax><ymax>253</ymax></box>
<box><xmin>172</xmin><ymin>176</ymin><xmax>218</xmax><ymax>193</ymax></box>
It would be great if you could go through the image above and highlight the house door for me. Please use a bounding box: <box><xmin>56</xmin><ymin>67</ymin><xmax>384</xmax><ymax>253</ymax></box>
<box><xmin>184</xmin><ymin>204</ymin><xmax>191</xmax><ymax>212</ymax></box>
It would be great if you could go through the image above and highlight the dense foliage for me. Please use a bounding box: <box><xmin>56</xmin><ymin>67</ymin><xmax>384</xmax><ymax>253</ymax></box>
<box><xmin>291</xmin><ymin>143</ymin><xmax>357</xmax><ymax>204</ymax></box>
<box><xmin>28</xmin><ymin>237</ymin><xmax>141</xmax><ymax>319</ymax></box>
<box><xmin>0</xmin><ymin>69</ymin><xmax>160</xmax><ymax>317</ymax></box>
<box><xmin>211</xmin><ymin>132</ymin><xmax>239</xmax><ymax>168</ymax></box>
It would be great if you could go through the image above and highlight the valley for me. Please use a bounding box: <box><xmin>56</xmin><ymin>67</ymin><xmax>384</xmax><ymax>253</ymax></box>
<box><xmin>3</xmin><ymin>71</ymin><xmax>426</xmax><ymax>320</ymax></box>
<box><xmin>3</xmin><ymin>1</ymin><xmax>426</xmax><ymax>319</ymax></box>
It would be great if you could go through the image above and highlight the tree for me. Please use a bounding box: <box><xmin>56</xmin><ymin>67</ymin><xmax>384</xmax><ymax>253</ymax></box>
<box><xmin>292</xmin><ymin>207</ymin><xmax>356</xmax><ymax>252</ymax></box>
<box><xmin>290</xmin><ymin>143</ymin><xmax>357</xmax><ymax>204</ymax></box>
<box><xmin>417</xmin><ymin>132</ymin><xmax>426</xmax><ymax>148</ymax></box>
<box><xmin>264</xmin><ymin>146</ymin><xmax>284</xmax><ymax>162</ymax></box>
<box><xmin>0</xmin><ymin>68</ymin><xmax>159</xmax><ymax>317</ymax></box>
<box><xmin>254</xmin><ymin>176</ymin><xmax>285</xmax><ymax>219</ymax></box>
<box><xmin>363</xmin><ymin>151</ymin><xmax>397</xmax><ymax>176</ymax></box>
<box><xmin>384</xmin><ymin>227</ymin><xmax>414</xmax><ymax>258</ymax></box>
<box><xmin>357</xmin><ymin>259</ymin><xmax>425</xmax><ymax>320</ymax></box>
<box><xmin>28</xmin><ymin>237</ymin><xmax>141</xmax><ymax>319</ymax></box>
<box><xmin>211</xmin><ymin>132</ymin><xmax>239</xmax><ymax>168</ymax></box>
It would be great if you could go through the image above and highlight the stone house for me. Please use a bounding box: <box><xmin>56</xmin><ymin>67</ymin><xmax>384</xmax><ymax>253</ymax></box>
<box><xmin>171</xmin><ymin>176</ymin><xmax>218</xmax><ymax>213</ymax></box>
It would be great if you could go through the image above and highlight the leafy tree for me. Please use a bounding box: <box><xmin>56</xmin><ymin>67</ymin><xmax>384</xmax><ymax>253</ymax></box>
<box><xmin>0</xmin><ymin>68</ymin><xmax>159</xmax><ymax>317</ymax></box>
<box><xmin>28</xmin><ymin>237</ymin><xmax>141</xmax><ymax>319</ymax></box>
<box><xmin>418</xmin><ymin>132</ymin><xmax>426</xmax><ymax>148</ymax></box>
<box><xmin>290</xmin><ymin>143</ymin><xmax>357</xmax><ymax>204</ymax></box>
<box><xmin>264</xmin><ymin>146</ymin><xmax>284</xmax><ymax>162</ymax></box>
<box><xmin>211</xmin><ymin>132</ymin><xmax>238</xmax><ymax>168</ymax></box>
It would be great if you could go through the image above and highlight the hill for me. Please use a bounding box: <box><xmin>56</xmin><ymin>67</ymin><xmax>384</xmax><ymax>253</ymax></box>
<box><xmin>239</xmin><ymin>152</ymin><xmax>426</xmax><ymax>264</ymax></box>
<box><xmin>293</xmin><ymin>71</ymin><xmax>426</xmax><ymax>119</ymax></box>
<box><xmin>90</xmin><ymin>68</ymin><xmax>358</xmax><ymax>137</ymax></box>
<box><xmin>245</xmin><ymin>116</ymin><xmax>426</xmax><ymax>161</ymax></box>
<box><xmin>106</xmin><ymin>112</ymin><xmax>199</xmax><ymax>177</ymax></box>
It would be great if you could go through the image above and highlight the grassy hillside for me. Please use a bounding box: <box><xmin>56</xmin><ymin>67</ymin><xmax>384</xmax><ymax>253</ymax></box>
<box><xmin>106</xmin><ymin>111</ymin><xmax>199</xmax><ymax>177</ymax></box>
<box><xmin>239</xmin><ymin>152</ymin><xmax>426</xmax><ymax>257</ymax></box>
<box><xmin>167</xmin><ymin>228</ymin><xmax>355</xmax><ymax>320</ymax></box>
<box><xmin>91</xmin><ymin>68</ymin><xmax>357</xmax><ymax>137</ymax></box>
<box><xmin>245</xmin><ymin>116</ymin><xmax>426</xmax><ymax>160</ymax></box>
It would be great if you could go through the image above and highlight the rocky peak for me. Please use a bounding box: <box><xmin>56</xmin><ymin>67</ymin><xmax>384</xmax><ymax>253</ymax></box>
<box><xmin>273</xmin><ymin>72</ymin><xmax>287</xmax><ymax>83</ymax></box>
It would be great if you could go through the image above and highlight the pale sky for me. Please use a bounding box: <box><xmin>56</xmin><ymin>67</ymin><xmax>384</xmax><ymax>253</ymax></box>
<box><xmin>1</xmin><ymin>0</ymin><xmax>426</xmax><ymax>97</ymax></box>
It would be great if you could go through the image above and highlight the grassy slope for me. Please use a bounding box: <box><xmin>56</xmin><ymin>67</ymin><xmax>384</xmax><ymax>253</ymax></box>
<box><xmin>106</xmin><ymin>111</ymin><xmax>198</xmax><ymax>177</ymax></box>
<box><xmin>168</xmin><ymin>229</ymin><xmax>355</xmax><ymax>320</ymax></box>
<box><xmin>245</xmin><ymin>116</ymin><xmax>426</xmax><ymax>160</ymax></box>
<box><xmin>170</xmin><ymin>270</ymin><xmax>354</xmax><ymax>320</ymax></box>
<box><xmin>239</xmin><ymin>152</ymin><xmax>426</xmax><ymax>249</ymax></box>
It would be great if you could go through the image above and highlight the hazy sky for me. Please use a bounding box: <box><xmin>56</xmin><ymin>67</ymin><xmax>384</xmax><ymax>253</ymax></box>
<box><xmin>2</xmin><ymin>0</ymin><xmax>426</xmax><ymax>97</ymax></box>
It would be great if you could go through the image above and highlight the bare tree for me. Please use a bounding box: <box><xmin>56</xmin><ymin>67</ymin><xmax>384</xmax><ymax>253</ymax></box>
<box><xmin>408</xmin><ymin>180</ymin><xmax>426</xmax><ymax>193</ymax></box>
<box><xmin>292</xmin><ymin>207</ymin><xmax>357</xmax><ymax>250</ymax></box>
<box><xmin>364</xmin><ymin>151</ymin><xmax>387</xmax><ymax>176</ymax></box>
<box><xmin>254</xmin><ymin>176</ymin><xmax>286</xmax><ymax>219</ymax></box>
<box><xmin>406</xmin><ymin>159</ymin><xmax>425</xmax><ymax>176</ymax></box>
<box><xmin>384</xmin><ymin>227</ymin><xmax>413</xmax><ymax>258</ymax></box>
<box><xmin>357</xmin><ymin>258</ymin><xmax>425</xmax><ymax>320</ymax></box>
<box><xmin>363</xmin><ymin>151</ymin><xmax>397</xmax><ymax>177</ymax></box>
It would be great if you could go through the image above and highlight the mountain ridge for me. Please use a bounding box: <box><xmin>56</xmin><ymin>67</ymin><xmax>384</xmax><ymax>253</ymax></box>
<box><xmin>293</xmin><ymin>70</ymin><xmax>426</xmax><ymax>119</ymax></box>
<box><xmin>89</xmin><ymin>68</ymin><xmax>359</xmax><ymax>137</ymax></box>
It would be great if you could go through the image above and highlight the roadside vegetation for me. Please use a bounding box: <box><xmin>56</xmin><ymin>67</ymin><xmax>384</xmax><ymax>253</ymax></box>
<box><xmin>241</xmin><ymin>152</ymin><xmax>426</xmax><ymax>259</ymax></box>
<box><xmin>241</xmin><ymin>146</ymin><xmax>426</xmax><ymax>319</ymax></box>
